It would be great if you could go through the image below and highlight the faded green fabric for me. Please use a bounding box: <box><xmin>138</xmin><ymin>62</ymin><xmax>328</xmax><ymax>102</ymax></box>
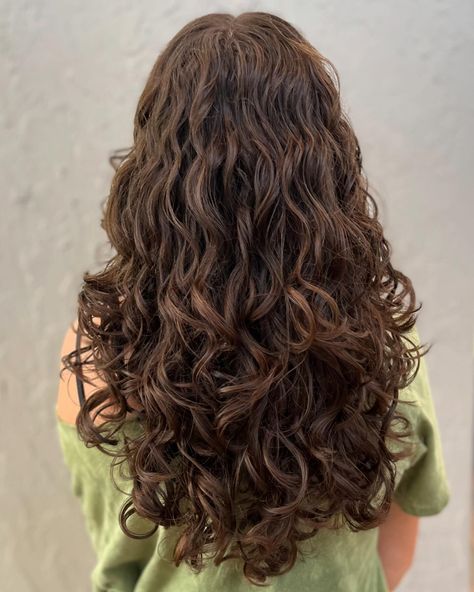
<box><xmin>56</xmin><ymin>327</ymin><xmax>450</xmax><ymax>592</ymax></box>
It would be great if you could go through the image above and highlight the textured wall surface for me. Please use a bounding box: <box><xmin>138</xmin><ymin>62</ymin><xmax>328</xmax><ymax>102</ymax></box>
<box><xmin>1</xmin><ymin>0</ymin><xmax>473</xmax><ymax>590</ymax></box>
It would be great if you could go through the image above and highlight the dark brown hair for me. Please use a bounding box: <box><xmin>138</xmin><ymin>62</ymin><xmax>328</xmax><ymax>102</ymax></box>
<box><xmin>62</xmin><ymin>11</ymin><xmax>427</xmax><ymax>586</ymax></box>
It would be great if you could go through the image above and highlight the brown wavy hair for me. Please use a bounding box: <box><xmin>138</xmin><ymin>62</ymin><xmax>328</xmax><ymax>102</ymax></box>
<box><xmin>62</xmin><ymin>11</ymin><xmax>428</xmax><ymax>586</ymax></box>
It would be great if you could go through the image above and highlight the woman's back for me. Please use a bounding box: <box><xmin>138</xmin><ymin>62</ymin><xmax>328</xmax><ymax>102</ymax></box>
<box><xmin>56</xmin><ymin>323</ymin><xmax>449</xmax><ymax>591</ymax></box>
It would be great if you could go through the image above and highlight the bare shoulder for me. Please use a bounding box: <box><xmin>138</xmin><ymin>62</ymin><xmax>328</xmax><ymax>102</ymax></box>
<box><xmin>56</xmin><ymin>319</ymin><xmax>107</xmax><ymax>425</ymax></box>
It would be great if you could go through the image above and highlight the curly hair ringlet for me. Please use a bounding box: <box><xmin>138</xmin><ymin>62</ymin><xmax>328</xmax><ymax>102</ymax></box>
<box><xmin>61</xmin><ymin>11</ymin><xmax>429</xmax><ymax>586</ymax></box>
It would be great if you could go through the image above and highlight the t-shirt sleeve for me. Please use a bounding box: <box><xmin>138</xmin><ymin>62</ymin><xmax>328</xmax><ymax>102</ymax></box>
<box><xmin>55</xmin><ymin>417</ymin><xmax>158</xmax><ymax>591</ymax></box>
<box><xmin>392</xmin><ymin>327</ymin><xmax>451</xmax><ymax>516</ymax></box>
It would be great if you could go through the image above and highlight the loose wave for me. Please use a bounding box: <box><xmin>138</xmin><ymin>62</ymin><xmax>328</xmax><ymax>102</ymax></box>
<box><xmin>62</xmin><ymin>11</ymin><xmax>427</xmax><ymax>586</ymax></box>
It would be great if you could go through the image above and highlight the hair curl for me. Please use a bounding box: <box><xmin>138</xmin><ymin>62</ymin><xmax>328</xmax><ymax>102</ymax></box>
<box><xmin>62</xmin><ymin>11</ymin><xmax>428</xmax><ymax>586</ymax></box>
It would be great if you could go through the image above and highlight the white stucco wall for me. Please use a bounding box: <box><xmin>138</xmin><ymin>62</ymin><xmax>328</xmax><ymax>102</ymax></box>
<box><xmin>1</xmin><ymin>1</ymin><xmax>472</xmax><ymax>590</ymax></box>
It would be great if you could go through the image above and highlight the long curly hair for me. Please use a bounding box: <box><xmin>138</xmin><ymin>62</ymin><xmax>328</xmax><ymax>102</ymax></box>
<box><xmin>62</xmin><ymin>11</ymin><xmax>427</xmax><ymax>586</ymax></box>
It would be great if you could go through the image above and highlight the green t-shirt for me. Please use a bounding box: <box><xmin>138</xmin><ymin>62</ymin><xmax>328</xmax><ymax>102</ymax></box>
<box><xmin>56</xmin><ymin>328</ymin><xmax>450</xmax><ymax>592</ymax></box>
